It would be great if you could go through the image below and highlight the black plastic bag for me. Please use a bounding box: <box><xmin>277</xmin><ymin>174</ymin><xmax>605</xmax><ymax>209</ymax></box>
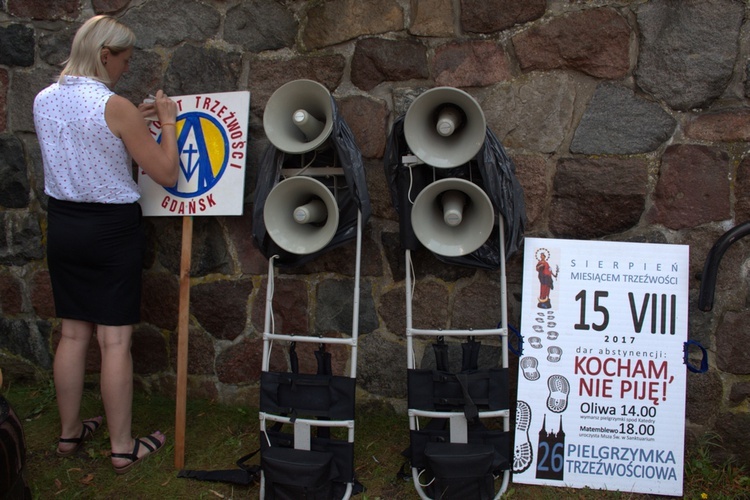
<box><xmin>253</xmin><ymin>95</ymin><xmax>371</xmax><ymax>268</ymax></box>
<box><xmin>384</xmin><ymin>115</ymin><xmax>526</xmax><ymax>269</ymax></box>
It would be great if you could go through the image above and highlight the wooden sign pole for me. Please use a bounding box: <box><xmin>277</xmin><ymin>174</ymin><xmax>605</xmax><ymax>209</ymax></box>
<box><xmin>174</xmin><ymin>215</ymin><xmax>193</xmax><ymax>469</ymax></box>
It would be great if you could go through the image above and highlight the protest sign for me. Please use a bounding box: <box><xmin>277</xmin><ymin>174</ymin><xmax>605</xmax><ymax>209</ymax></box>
<box><xmin>138</xmin><ymin>91</ymin><xmax>250</xmax><ymax>216</ymax></box>
<box><xmin>513</xmin><ymin>237</ymin><xmax>689</xmax><ymax>497</ymax></box>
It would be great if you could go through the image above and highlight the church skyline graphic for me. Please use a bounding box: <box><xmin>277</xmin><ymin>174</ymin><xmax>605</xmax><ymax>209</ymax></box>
<box><xmin>536</xmin><ymin>413</ymin><xmax>565</xmax><ymax>481</ymax></box>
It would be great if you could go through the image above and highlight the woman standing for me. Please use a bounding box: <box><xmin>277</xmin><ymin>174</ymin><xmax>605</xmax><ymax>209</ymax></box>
<box><xmin>33</xmin><ymin>15</ymin><xmax>179</xmax><ymax>474</ymax></box>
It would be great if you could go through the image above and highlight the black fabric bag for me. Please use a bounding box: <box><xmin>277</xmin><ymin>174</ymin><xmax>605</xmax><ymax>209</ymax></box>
<box><xmin>260</xmin><ymin>429</ymin><xmax>364</xmax><ymax>499</ymax></box>
<box><xmin>423</xmin><ymin>442</ymin><xmax>495</xmax><ymax>500</ymax></box>
<box><xmin>403</xmin><ymin>339</ymin><xmax>511</xmax><ymax>497</ymax></box>
<box><xmin>407</xmin><ymin>422</ymin><xmax>510</xmax><ymax>473</ymax></box>
<box><xmin>0</xmin><ymin>395</ymin><xmax>31</xmax><ymax>500</ymax></box>
<box><xmin>262</xmin><ymin>447</ymin><xmax>336</xmax><ymax>500</ymax></box>
<box><xmin>407</xmin><ymin>368</ymin><xmax>509</xmax><ymax>417</ymax></box>
<box><xmin>179</xmin><ymin>347</ymin><xmax>362</xmax><ymax>497</ymax></box>
<box><xmin>261</xmin><ymin>429</ymin><xmax>355</xmax><ymax>486</ymax></box>
<box><xmin>260</xmin><ymin>372</ymin><xmax>356</xmax><ymax>421</ymax></box>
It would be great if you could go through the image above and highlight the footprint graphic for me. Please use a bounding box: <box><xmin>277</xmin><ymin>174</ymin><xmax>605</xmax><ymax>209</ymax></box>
<box><xmin>546</xmin><ymin>374</ymin><xmax>570</xmax><ymax>413</ymax></box>
<box><xmin>547</xmin><ymin>346</ymin><xmax>562</xmax><ymax>363</ymax></box>
<box><xmin>520</xmin><ymin>356</ymin><xmax>540</xmax><ymax>381</ymax></box>
<box><xmin>513</xmin><ymin>401</ymin><xmax>533</xmax><ymax>473</ymax></box>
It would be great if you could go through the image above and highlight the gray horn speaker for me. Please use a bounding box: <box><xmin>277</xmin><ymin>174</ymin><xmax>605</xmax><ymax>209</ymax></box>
<box><xmin>263</xmin><ymin>79</ymin><xmax>334</xmax><ymax>154</ymax></box>
<box><xmin>263</xmin><ymin>176</ymin><xmax>339</xmax><ymax>255</ymax></box>
<box><xmin>410</xmin><ymin>178</ymin><xmax>494</xmax><ymax>256</ymax></box>
<box><xmin>404</xmin><ymin>87</ymin><xmax>487</xmax><ymax>169</ymax></box>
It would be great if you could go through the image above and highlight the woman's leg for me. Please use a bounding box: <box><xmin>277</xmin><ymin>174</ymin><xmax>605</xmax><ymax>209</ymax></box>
<box><xmin>54</xmin><ymin>319</ymin><xmax>95</xmax><ymax>453</ymax></box>
<box><xmin>98</xmin><ymin>324</ymin><xmax>165</xmax><ymax>468</ymax></box>
<box><xmin>97</xmin><ymin>324</ymin><xmax>134</xmax><ymax>458</ymax></box>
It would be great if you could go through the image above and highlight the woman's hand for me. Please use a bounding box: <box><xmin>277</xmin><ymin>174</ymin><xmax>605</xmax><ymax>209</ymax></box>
<box><xmin>106</xmin><ymin>91</ymin><xmax>180</xmax><ymax>187</ymax></box>
<box><xmin>153</xmin><ymin>90</ymin><xmax>177</xmax><ymax>125</ymax></box>
<box><xmin>137</xmin><ymin>95</ymin><xmax>157</xmax><ymax>121</ymax></box>
<box><xmin>137</xmin><ymin>90</ymin><xmax>176</xmax><ymax>124</ymax></box>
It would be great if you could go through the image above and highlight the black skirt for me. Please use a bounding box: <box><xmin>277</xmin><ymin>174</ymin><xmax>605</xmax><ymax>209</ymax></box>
<box><xmin>46</xmin><ymin>197</ymin><xmax>145</xmax><ymax>326</ymax></box>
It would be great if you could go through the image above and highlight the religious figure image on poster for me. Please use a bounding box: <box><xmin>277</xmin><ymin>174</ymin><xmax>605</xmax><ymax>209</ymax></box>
<box><xmin>535</xmin><ymin>247</ymin><xmax>559</xmax><ymax>309</ymax></box>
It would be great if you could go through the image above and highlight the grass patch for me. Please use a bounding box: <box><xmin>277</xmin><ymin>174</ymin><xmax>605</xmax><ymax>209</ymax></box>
<box><xmin>4</xmin><ymin>380</ymin><xmax>750</xmax><ymax>499</ymax></box>
<box><xmin>683</xmin><ymin>433</ymin><xmax>750</xmax><ymax>500</ymax></box>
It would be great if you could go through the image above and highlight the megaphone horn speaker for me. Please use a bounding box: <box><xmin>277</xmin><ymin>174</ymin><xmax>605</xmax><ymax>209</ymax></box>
<box><xmin>263</xmin><ymin>79</ymin><xmax>334</xmax><ymax>154</ymax></box>
<box><xmin>263</xmin><ymin>176</ymin><xmax>339</xmax><ymax>255</ymax></box>
<box><xmin>404</xmin><ymin>87</ymin><xmax>487</xmax><ymax>169</ymax></box>
<box><xmin>411</xmin><ymin>178</ymin><xmax>494</xmax><ymax>257</ymax></box>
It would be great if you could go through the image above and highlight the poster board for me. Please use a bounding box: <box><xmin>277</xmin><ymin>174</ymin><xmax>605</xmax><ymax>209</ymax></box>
<box><xmin>138</xmin><ymin>91</ymin><xmax>250</xmax><ymax>216</ymax></box>
<box><xmin>513</xmin><ymin>237</ymin><xmax>689</xmax><ymax>497</ymax></box>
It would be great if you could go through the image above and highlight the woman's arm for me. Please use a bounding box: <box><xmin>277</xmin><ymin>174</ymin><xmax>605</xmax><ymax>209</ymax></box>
<box><xmin>105</xmin><ymin>90</ymin><xmax>179</xmax><ymax>187</ymax></box>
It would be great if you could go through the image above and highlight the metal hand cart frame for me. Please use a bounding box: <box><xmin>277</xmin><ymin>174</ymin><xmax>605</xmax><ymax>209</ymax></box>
<box><xmin>405</xmin><ymin>222</ymin><xmax>511</xmax><ymax>500</ymax></box>
<box><xmin>258</xmin><ymin>166</ymin><xmax>362</xmax><ymax>500</ymax></box>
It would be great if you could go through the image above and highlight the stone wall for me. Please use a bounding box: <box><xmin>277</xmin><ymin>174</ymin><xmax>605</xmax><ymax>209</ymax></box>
<box><xmin>1</xmin><ymin>0</ymin><xmax>750</xmax><ymax>464</ymax></box>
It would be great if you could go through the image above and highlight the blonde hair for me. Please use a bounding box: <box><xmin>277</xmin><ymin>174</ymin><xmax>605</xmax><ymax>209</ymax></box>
<box><xmin>59</xmin><ymin>15</ymin><xmax>135</xmax><ymax>85</ymax></box>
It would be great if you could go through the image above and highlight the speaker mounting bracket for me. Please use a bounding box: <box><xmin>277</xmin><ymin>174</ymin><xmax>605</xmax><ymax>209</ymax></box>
<box><xmin>401</xmin><ymin>154</ymin><xmax>423</xmax><ymax>167</ymax></box>
<box><xmin>280</xmin><ymin>167</ymin><xmax>345</xmax><ymax>177</ymax></box>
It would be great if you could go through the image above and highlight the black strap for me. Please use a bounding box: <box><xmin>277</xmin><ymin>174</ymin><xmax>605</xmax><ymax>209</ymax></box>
<box><xmin>315</xmin><ymin>346</ymin><xmax>333</xmax><ymax>439</ymax></box>
<box><xmin>177</xmin><ymin>468</ymin><xmax>256</xmax><ymax>485</ymax></box>
<box><xmin>279</xmin><ymin>375</ymin><xmax>333</xmax><ymax>388</ymax></box>
<box><xmin>177</xmin><ymin>448</ymin><xmax>261</xmax><ymax>486</ymax></box>
<box><xmin>315</xmin><ymin>344</ymin><xmax>332</xmax><ymax>376</ymax></box>
<box><xmin>290</xmin><ymin>342</ymin><xmax>299</xmax><ymax>374</ymax></box>
<box><xmin>455</xmin><ymin>373</ymin><xmax>478</xmax><ymax>423</ymax></box>
<box><xmin>461</xmin><ymin>337</ymin><xmax>480</xmax><ymax>371</ymax></box>
<box><xmin>433</xmin><ymin>337</ymin><xmax>449</xmax><ymax>371</ymax></box>
<box><xmin>237</xmin><ymin>448</ymin><xmax>262</xmax><ymax>472</ymax></box>
<box><xmin>396</xmin><ymin>461</ymin><xmax>412</xmax><ymax>480</ymax></box>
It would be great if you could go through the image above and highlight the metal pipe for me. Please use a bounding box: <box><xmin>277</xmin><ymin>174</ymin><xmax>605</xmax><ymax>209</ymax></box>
<box><xmin>698</xmin><ymin>221</ymin><xmax>750</xmax><ymax>311</ymax></box>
